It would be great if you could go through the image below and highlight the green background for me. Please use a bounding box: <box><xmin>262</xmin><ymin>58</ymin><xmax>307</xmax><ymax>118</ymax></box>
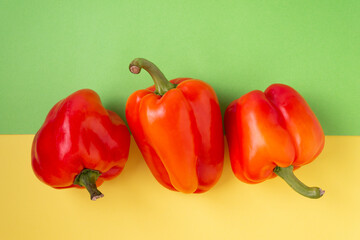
<box><xmin>1</xmin><ymin>0</ymin><xmax>359</xmax><ymax>135</ymax></box>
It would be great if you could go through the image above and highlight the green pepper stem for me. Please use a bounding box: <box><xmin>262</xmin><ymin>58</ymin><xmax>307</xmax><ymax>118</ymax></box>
<box><xmin>274</xmin><ymin>165</ymin><xmax>324</xmax><ymax>199</ymax></box>
<box><xmin>74</xmin><ymin>169</ymin><xmax>104</xmax><ymax>201</ymax></box>
<box><xmin>129</xmin><ymin>58</ymin><xmax>176</xmax><ymax>95</ymax></box>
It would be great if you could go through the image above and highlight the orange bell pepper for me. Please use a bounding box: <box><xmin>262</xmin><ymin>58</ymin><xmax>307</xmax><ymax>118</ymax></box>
<box><xmin>126</xmin><ymin>58</ymin><xmax>224</xmax><ymax>193</ymax></box>
<box><xmin>224</xmin><ymin>84</ymin><xmax>325</xmax><ymax>199</ymax></box>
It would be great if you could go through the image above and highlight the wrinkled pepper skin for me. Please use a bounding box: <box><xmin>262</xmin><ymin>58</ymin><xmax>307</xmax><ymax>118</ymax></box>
<box><xmin>126</xmin><ymin>58</ymin><xmax>224</xmax><ymax>193</ymax></box>
<box><xmin>32</xmin><ymin>89</ymin><xmax>130</xmax><ymax>200</ymax></box>
<box><xmin>225</xmin><ymin>84</ymin><xmax>325</xmax><ymax>198</ymax></box>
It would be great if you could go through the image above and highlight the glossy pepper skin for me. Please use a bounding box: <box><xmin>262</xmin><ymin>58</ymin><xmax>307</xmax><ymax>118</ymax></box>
<box><xmin>126</xmin><ymin>58</ymin><xmax>224</xmax><ymax>193</ymax></box>
<box><xmin>31</xmin><ymin>89</ymin><xmax>130</xmax><ymax>200</ymax></box>
<box><xmin>224</xmin><ymin>84</ymin><xmax>325</xmax><ymax>199</ymax></box>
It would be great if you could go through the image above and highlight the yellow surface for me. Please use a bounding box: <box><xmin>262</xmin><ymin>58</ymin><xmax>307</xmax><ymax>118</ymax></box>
<box><xmin>1</xmin><ymin>135</ymin><xmax>359</xmax><ymax>239</ymax></box>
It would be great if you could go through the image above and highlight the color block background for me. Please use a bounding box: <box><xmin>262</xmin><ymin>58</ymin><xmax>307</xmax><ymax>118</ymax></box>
<box><xmin>0</xmin><ymin>0</ymin><xmax>359</xmax><ymax>135</ymax></box>
<box><xmin>1</xmin><ymin>1</ymin><xmax>360</xmax><ymax>240</ymax></box>
<box><xmin>1</xmin><ymin>135</ymin><xmax>360</xmax><ymax>239</ymax></box>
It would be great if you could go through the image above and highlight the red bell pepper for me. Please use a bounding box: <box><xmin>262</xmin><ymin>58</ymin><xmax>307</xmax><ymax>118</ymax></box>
<box><xmin>31</xmin><ymin>89</ymin><xmax>130</xmax><ymax>200</ymax></box>
<box><xmin>126</xmin><ymin>58</ymin><xmax>224</xmax><ymax>193</ymax></box>
<box><xmin>224</xmin><ymin>84</ymin><xmax>325</xmax><ymax>199</ymax></box>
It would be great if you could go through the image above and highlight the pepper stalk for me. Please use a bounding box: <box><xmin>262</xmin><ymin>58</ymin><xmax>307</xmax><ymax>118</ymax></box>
<box><xmin>74</xmin><ymin>169</ymin><xmax>104</xmax><ymax>201</ymax></box>
<box><xmin>129</xmin><ymin>58</ymin><xmax>176</xmax><ymax>95</ymax></box>
<box><xmin>274</xmin><ymin>165</ymin><xmax>324</xmax><ymax>199</ymax></box>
